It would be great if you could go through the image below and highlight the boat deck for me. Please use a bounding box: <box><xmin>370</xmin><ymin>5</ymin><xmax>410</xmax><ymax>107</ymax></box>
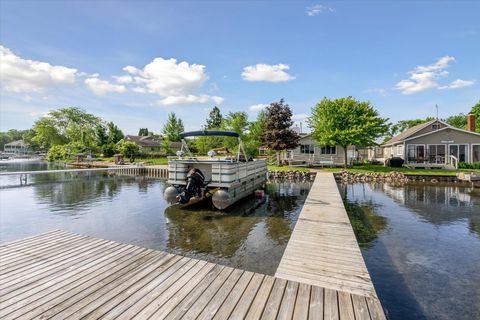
<box><xmin>1</xmin><ymin>230</ymin><xmax>385</xmax><ymax>319</ymax></box>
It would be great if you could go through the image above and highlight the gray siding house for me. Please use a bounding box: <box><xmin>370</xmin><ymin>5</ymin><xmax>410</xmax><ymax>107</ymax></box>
<box><xmin>382</xmin><ymin>116</ymin><xmax>480</xmax><ymax>168</ymax></box>
<box><xmin>281</xmin><ymin>134</ymin><xmax>356</xmax><ymax>166</ymax></box>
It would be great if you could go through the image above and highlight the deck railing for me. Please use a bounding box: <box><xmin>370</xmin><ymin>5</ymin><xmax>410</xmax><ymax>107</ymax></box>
<box><xmin>446</xmin><ymin>155</ymin><xmax>459</xmax><ymax>169</ymax></box>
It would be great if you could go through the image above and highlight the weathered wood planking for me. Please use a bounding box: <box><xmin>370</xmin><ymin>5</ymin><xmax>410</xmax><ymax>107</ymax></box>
<box><xmin>0</xmin><ymin>230</ymin><xmax>384</xmax><ymax>319</ymax></box>
<box><xmin>276</xmin><ymin>173</ymin><xmax>381</xmax><ymax>301</ymax></box>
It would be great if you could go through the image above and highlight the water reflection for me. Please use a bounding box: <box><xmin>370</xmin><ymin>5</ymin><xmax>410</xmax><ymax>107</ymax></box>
<box><xmin>164</xmin><ymin>180</ymin><xmax>312</xmax><ymax>262</ymax></box>
<box><xmin>0</xmin><ymin>160</ymin><xmax>312</xmax><ymax>275</ymax></box>
<box><xmin>341</xmin><ymin>182</ymin><xmax>480</xmax><ymax>320</ymax></box>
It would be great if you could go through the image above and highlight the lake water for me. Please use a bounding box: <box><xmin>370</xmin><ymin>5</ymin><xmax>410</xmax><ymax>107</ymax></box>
<box><xmin>0</xmin><ymin>160</ymin><xmax>311</xmax><ymax>275</ymax></box>
<box><xmin>340</xmin><ymin>182</ymin><xmax>480</xmax><ymax>320</ymax></box>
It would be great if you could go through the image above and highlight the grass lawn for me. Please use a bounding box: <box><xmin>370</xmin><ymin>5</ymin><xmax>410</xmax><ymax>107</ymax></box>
<box><xmin>93</xmin><ymin>156</ymin><xmax>168</xmax><ymax>165</ymax></box>
<box><xmin>267</xmin><ymin>165</ymin><xmax>310</xmax><ymax>172</ymax></box>
<box><xmin>269</xmin><ymin>164</ymin><xmax>480</xmax><ymax>176</ymax></box>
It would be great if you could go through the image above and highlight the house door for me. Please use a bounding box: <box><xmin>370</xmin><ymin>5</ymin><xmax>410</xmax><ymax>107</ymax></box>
<box><xmin>473</xmin><ymin>145</ymin><xmax>480</xmax><ymax>162</ymax></box>
<box><xmin>449</xmin><ymin>144</ymin><xmax>468</xmax><ymax>162</ymax></box>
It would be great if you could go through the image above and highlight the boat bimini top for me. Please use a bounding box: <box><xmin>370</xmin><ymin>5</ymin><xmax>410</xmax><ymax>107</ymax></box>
<box><xmin>175</xmin><ymin>130</ymin><xmax>248</xmax><ymax>162</ymax></box>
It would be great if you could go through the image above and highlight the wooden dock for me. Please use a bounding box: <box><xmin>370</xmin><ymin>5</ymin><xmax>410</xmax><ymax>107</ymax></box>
<box><xmin>1</xmin><ymin>230</ymin><xmax>385</xmax><ymax>319</ymax></box>
<box><xmin>276</xmin><ymin>173</ymin><xmax>378</xmax><ymax>299</ymax></box>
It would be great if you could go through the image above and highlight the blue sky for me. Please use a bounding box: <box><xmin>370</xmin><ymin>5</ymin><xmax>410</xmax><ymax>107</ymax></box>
<box><xmin>0</xmin><ymin>0</ymin><xmax>479</xmax><ymax>134</ymax></box>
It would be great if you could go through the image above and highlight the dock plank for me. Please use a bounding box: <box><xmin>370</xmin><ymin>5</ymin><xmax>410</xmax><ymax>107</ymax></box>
<box><xmin>0</xmin><ymin>230</ymin><xmax>384</xmax><ymax>320</ymax></box>
<box><xmin>275</xmin><ymin>172</ymin><xmax>381</xmax><ymax>304</ymax></box>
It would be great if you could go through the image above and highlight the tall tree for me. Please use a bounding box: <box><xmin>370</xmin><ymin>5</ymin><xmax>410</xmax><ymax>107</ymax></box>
<box><xmin>162</xmin><ymin>113</ymin><xmax>185</xmax><ymax>142</ymax></box>
<box><xmin>244</xmin><ymin>111</ymin><xmax>266</xmax><ymax>157</ymax></box>
<box><xmin>206</xmin><ymin>106</ymin><xmax>223</xmax><ymax>129</ymax></box>
<box><xmin>107</xmin><ymin>122</ymin><xmax>124</xmax><ymax>144</ymax></box>
<box><xmin>309</xmin><ymin>97</ymin><xmax>389</xmax><ymax>168</ymax></box>
<box><xmin>96</xmin><ymin>124</ymin><xmax>109</xmax><ymax>147</ymax></box>
<box><xmin>138</xmin><ymin>128</ymin><xmax>149</xmax><ymax>136</ymax></box>
<box><xmin>31</xmin><ymin>107</ymin><xmax>101</xmax><ymax>150</ymax></box>
<box><xmin>446</xmin><ymin>114</ymin><xmax>467</xmax><ymax>129</ymax></box>
<box><xmin>261</xmin><ymin>99</ymin><xmax>300</xmax><ymax>164</ymax></box>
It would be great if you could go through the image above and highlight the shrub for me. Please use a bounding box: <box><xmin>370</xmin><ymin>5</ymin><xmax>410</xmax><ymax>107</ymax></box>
<box><xmin>46</xmin><ymin>145</ymin><xmax>68</xmax><ymax>161</ymax></box>
<box><xmin>458</xmin><ymin>162</ymin><xmax>480</xmax><ymax>169</ymax></box>
<box><xmin>116</xmin><ymin>140</ymin><xmax>140</xmax><ymax>162</ymax></box>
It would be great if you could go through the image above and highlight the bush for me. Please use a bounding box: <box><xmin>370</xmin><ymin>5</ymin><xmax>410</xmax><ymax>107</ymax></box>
<box><xmin>46</xmin><ymin>145</ymin><xmax>68</xmax><ymax>161</ymax></box>
<box><xmin>101</xmin><ymin>143</ymin><xmax>117</xmax><ymax>157</ymax></box>
<box><xmin>116</xmin><ymin>140</ymin><xmax>140</xmax><ymax>162</ymax></box>
<box><xmin>458</xmin><ymin>162</ymin><xmax>480</xmax><ymax>169</ymax></box>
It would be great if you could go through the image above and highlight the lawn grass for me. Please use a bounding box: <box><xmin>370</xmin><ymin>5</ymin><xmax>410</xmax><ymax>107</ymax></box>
<box><xmin>267</xmin><ymin>165</ymin><xmax>310</xmax><ymax>172</ymax></box>
<box><xmin>316</xmin><ymin>164</ymin><xmax>480</xmax><ymax>176</ymax></box>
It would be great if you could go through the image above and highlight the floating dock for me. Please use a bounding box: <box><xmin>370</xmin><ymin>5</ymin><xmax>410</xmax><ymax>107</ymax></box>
<box><xmin>1</xmin><ymin>229</ymin><xmax>384</xmax><ymax>319</ymax></box>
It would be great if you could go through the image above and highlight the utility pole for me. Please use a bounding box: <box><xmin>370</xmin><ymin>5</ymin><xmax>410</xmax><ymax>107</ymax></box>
<box><xmin>435</xmin><ymin>104</ymin><xmax>439</xmax><ymax>120</ymax></box>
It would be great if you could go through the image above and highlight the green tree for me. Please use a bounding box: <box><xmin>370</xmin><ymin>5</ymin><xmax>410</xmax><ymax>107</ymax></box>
<box><xmin>138</xmin><ymin>128</ymin><xmax>149</xmax><ymax>136</ymax></box>
<box><xmin>96</xmin><ymin>125</ymin><xmax>108</xmax><ymax>147</ymax></box>
<box><xmin>309</xmin><ymin>97</ymin><xmax>389</xmax><ymax>168</ymax></box>
<box><xmin>244</xmin><ymin>111</ymin><xmax>266</xmax><ymax>157</ymax></box>
<box><xmin>46</xmin><ymin>145</ymin><xmax>68</xmax><ymax>161</ymax></box>
<box><xmin>116</xmin><ymin>140</ymin><xmax>140</xmax><ymax>162</ymax></box>
<box><xmin>261</xmin><ymin>99</ymin><xmax>300</xmax><ymax>164</ymax></box>
<box><xmin>107</xmin><ymin>122</ymin><xmax>124</xmax><ymax>144</ymax></box>
<box><xmin>446</xmin><ymin>114</ymin><xmax>467</xmax><ymax>129</ymax></box>
<box><xmin>31</xmin><ymin>107</ymin><xmax>101</xmax><ymax>150</ymax></box>
<box><xmin>206</xmin><ymin>106</ymin><xmax>223</xmax><ymax>129</ymax></box>
<box><xmin>162</xmin><ymin>113</ymin><xmax>184</xmax><ymax>142</ymax></box>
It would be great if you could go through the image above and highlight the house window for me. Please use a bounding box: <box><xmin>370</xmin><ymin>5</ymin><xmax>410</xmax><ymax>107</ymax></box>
<box><xmin>320</xmin><ymin>146</ymin><xmax>336</xmax><ymax>155</ymax></box>
<box><xmin>300</xmin><ymin>144</ymin><xmax>314</xmax><ymax>154</ymax></box>
<box><xmin>397</xmin><ymin>145</ymin><xmax>403</xmax><ymax>155</ymax></box>
<box><xmin>432</xmin><ymin>124</ymin><xmax>440</xmax><ymax>130</ymax></box>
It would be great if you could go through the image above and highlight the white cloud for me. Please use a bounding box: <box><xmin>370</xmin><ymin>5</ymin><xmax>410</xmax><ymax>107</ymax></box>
<box><xmin>85</xmin><ymin>76</ymin><xmax>126</xmax><ymax>95</ymax></box>
<box><xmin>117</xmin><ymin>57</ymin><xmax>223</xmax><ymax>105</ymax></box>
<box><xmin>126</xmin><ymin>57</ymin><xmax>207</xmax><ymax>96</ymax></box>
<box><xmin>439</xmin><ymin>79</ymin><xmax>474</xmax><ymax>90</ymax></box>
<box><xmin>306</xmin><ymin>4</ymin><xmax>334</xmax><ymax>16</ymax></box>
<box><xmin>292</xmin><ymin>113</ymin><xmax>309</xmax><ymax>122</ymax></box>
<box><xmin>0</xmin><ymin>45</ymin><xmax>77</xmax><ymax>93</ymax></box>
<box><xmin>242</xmin><ymin>64</ymin><xmax>295</xmax><ymax>82</ymax></box>
<box><xmin>159</xmin><ymin>94</ymin><xmax>224</xmax><ymax>106</ymax></box>
<box><xmin>394</xmin><ymin>56</ymin><xmax>474</xmax><ymax>95</ymax></box>
<box><xmin>249</xmin><ymin>103</ymin><xmax>269</xmax><ymax>112</ymax></box>
<box><xmin>113</xmin><ymin>75</ymin><xmax>133</xmax><ymax>84</ymax></box>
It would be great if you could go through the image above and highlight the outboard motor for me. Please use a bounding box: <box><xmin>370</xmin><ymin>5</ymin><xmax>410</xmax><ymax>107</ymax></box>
<box><xmin>177</xmin><ymin>168</ymin><xmax>205</xmax><ymax>204</ymax></box>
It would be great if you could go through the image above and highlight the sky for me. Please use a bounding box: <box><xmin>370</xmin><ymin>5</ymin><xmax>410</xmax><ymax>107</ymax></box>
<box><xmin>0</xmin><ymin>0</ymin><xmax>479</xmax><ymax>134</ymax></box>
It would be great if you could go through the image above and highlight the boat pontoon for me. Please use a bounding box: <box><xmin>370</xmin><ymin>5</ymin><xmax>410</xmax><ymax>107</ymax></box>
<box><xmin>163</xmin><ymin>130</ymin><xmax>267</xmax><ymax>209</ymax></box>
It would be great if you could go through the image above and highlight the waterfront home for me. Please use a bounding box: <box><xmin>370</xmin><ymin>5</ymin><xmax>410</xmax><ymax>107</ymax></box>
<box><xmin>382</xmin><ymin>114</ymin><xmax>480</xmax><ymax>168</ymax></box>
<box><xmin>3</xmin><ymin>140</ymin><xmax>28</xmax><ymax>154</ymax></box>
<box><xmin>125</xmin><ymin>135</ymin><xmax>161</xmax><ymax>153</ymax></box>
<box><xmin>281</xmin><ymin>133</ymin><xmax>356</xmax><ymax>166</ymax></box>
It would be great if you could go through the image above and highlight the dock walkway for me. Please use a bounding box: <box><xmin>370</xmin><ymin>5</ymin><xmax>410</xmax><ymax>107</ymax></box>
<box><xmin>276</xmin><ymin>173</ymin><xmax>377</xmax><ymax>298</ymax></box>
<box><xmin>1</xmin><ymin>230</ymin><xmax>385</xmax><ymax>319</ymax></box>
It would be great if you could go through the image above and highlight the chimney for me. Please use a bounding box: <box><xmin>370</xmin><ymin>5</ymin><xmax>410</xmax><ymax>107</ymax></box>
<box><xmin>468</xmin><ymin>113</ymin><xmax>476</xmax><ymax>132</ymax></box>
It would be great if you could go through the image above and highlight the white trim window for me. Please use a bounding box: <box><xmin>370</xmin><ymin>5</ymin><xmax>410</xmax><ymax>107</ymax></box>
<box><xmin>397</xmin><ymin>145</ymin><xmax>404</xmax><ymax>156</ymax></box>
<box><xmin>320</xmin><ymin>146</ymin><xmax>336</xmax><ymax>155</ymax></box>
<box><xmin>300</xmin><ymin>144</ymin><xmax>315</xmax><ymax>154</ymax></box>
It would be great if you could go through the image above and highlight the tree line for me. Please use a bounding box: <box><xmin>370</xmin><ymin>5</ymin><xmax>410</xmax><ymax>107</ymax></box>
<box><xmin>1</xmin><ymin>99</ymin><xmax>478</xmax><ymax>167</ymax></box>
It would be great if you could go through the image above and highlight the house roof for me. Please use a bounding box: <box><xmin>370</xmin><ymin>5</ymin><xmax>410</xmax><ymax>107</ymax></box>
<box><xmin>402</xmin><ymin>125</ymin><xmax>480</xmax><ymax>142</ymax></box>
<box><xmin>4</xmin><ymin>140</ymin><xmax>28</xmax><ymax>147</ymax></box>
<box><xmin>125</xmin><ymin>135</ymin><xmax>160</xmax><ymax>147</ymax></box>
<box><xmin>383</xmin><ymin>119</ymin><xmax>442</xmax><ymax>146</ymax></box>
